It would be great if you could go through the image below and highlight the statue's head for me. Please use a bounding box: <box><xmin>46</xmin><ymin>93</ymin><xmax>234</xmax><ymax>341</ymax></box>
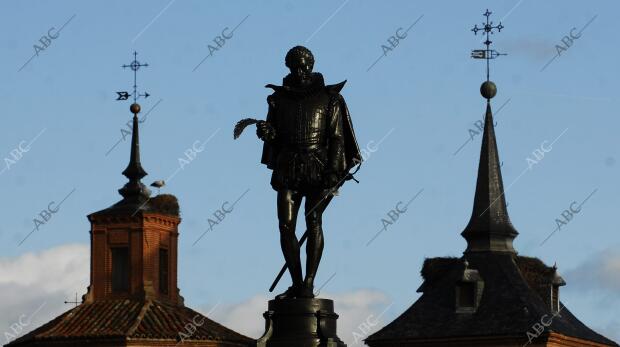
<box><xmin>285</xmin><ymin>46</ymin><xmax>314</xmax><ymax>87</ymax></box>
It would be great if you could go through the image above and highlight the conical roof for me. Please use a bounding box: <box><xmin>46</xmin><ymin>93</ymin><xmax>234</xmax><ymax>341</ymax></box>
<box><xmin>461</xmin><ymin>96</ymin><xmax>518</xmax><ymax>254</ymax></box>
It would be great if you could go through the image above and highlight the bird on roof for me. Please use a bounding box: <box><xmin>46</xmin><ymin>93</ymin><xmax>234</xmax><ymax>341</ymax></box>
<box><xmin>150</xmin><ymin>180</ymin><xmax>165</xmax><ymax>194</ymax></box>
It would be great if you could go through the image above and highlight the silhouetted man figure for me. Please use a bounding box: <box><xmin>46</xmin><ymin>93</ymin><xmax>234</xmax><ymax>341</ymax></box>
<box><xmin>257</xmin><ymin>46</ymin><xmax>361</xmax><ymax>299</ymax></box>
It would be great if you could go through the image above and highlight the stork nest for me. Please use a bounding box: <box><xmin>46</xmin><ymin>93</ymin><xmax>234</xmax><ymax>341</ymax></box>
<box><xmin>150</xmin><ymin>194</ymin><xmax>180</xmax><ymax>216</ymax></box>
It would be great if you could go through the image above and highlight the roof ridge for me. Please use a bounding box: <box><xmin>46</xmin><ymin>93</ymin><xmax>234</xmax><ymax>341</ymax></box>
<box><xmin>126</xmin><ymin>299</ymin><xmax>152</xmax><ymax>337</ymax></box>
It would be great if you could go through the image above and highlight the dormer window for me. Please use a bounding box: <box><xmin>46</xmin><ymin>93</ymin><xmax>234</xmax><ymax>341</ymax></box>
<box><xmin>550</xmin><ymin>285</ymin><xmax>559</xmax><ymax>311</ymax></box>
<box><xmin>456</xmin><ymin>260</ymin><xmax>484</xmax><ymax>313</ymax></box>
<box><xmin>457</xmin><ymin>282</ymin><xmax>476</xmax><ymax>308</ymax></box>
<box><xmin>551</xmin><ymin>269</ymin><xmax>566</xmax><ymax>313</ymax></box>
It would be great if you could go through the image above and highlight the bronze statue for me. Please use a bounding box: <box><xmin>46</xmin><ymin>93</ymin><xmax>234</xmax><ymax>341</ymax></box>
<box><xmin>235</xmin><ymin>46</ymin><xmax>361</xmax><ymax>299</ymax></box>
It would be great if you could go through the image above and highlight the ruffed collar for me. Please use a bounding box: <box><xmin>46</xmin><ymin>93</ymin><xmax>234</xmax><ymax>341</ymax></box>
<box><xmin>266</xmin><ymin>73</ymin><xmax>346</xmax><ymax>98</ymax></box>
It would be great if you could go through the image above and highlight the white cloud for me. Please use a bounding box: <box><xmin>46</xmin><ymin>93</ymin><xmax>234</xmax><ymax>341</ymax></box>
<box><xmin>205</xmin><ymin>289</ymin><xmax>391</xmax><ymax>346</ymax></box>
<box><xmin>563</xmin><ymin>248</ymin><xmax>620</xmax><ymax>343</ymax></box>
<box><xmin>206</xmin><ymin>294</ymin><xmax>267</xmax><ymax>339</ymax></box>
<box><xmin>564</xmin><ymin>248</ymin><xmax>620</xmax><ymax>293</ymax></box>
<box><xmin>331</xmin><ymin>289</ymin><xmax>392</xmax><ymax>346</ymax></box>
<box><xmin>0</xmin><ymin>244</ymin><xmax>89</xmax><ymax>345</ymax></box>
<box><xmin>0</xmin><ymin>245</ymin><xmax>393</xmax><ymax>346</ymax></box>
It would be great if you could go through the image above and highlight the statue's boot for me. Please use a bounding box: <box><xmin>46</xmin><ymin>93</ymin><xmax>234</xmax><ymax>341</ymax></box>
<box><xmin>297</xmin><ymin>281</ymin><xmax>315</xmax><ymax>298</ymax></box>
<box><xmin>276</xmin><ymin>262</ymin><xmax>303</xmax><ymax>299</ymax></box>
<box><xmin>276</xmin><ymin>285</ymin><xmax>299</xmax><ymax>300</ymax></box>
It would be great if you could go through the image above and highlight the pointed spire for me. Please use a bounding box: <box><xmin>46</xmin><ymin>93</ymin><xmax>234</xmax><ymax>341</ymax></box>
<box><xmin>118</xmin><ymin>103</ymin><xmax>151</xmax><ymax>202</ymax></box>
<box><xmin>461</xmin><ymin>83</ymin><xmax>518</xmax><ymax>254</ymax></box>
<box><xmin>462</xmin><ymin>10</ymin><xmax>516</xmax><ymax>254</ymax></box>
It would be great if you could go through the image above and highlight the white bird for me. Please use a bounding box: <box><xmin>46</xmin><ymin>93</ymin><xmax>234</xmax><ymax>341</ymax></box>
<box><xmin>150</xmin><ymin>180</ymin><xmax>165</xmax><ymax>194</ymax></box>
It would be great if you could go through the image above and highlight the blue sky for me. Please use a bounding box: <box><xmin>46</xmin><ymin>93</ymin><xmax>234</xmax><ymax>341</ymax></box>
<box><xmin>1</xmin><ymin>0</ymin><xmax>619</xmax><ymax>344</ymax></box>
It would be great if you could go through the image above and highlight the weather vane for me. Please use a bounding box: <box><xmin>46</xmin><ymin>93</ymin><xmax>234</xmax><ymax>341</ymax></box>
<box><xmin>64</xmin><ymin>292</ymin><xmax>80</xmax><ymax>308</ymax></box>
<box><xmin>471</xmin><ymin>9</ymin><xmax>506</xmax><ymax>81</ymax></box>
<box><xmin>116</xmin><ymin>51</ymin><xmax>150</xmax><ymax>103</ymax></box>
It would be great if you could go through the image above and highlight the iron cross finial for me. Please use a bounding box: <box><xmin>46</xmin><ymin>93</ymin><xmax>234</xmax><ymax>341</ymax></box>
<box><xmin>471</xmin><ymin>9</ymin><xmax>506</xmax><ymax>81</ymax></box>
<box><xmin>64</xmin><ymin>292</ymin><xmax>81</xmax><ymax>308</ymax></box>
<box><xmin>116</xmin><ymin>51</ymin><xmax>150</xmax><ymax>103</ymax></box>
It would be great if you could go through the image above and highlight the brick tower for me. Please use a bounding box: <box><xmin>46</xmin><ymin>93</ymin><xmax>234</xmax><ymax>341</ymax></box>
<box><xmin>6</xmin><ymin>102</ymin><xmax>253</xmax><ymax>347</ymax></box>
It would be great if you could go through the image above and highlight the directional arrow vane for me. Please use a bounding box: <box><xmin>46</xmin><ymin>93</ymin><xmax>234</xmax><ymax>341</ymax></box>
<box><xmin>116</xmin><ymin>51</ymin><xmax>151</xmax><ymax>103</ymax></box>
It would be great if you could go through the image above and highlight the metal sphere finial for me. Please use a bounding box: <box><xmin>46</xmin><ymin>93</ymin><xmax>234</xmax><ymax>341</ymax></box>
<box><xmin>130</xmin><ymin>103</ymin><xmax>141</xmax><ymax>114</ymax></box>
<box><xmin>480</xmin><ymin>80</ymin><xmax>497</xmax><ymax>99</ymax></box>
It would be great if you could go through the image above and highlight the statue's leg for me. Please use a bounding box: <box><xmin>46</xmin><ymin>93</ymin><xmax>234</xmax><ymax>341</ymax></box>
<box><xmin>302</xmin><ymin>190</ymin><xmax>330</xmax><ymax>296</ymax></box>
<box><xmin>277</xmin><ymin>189</ymin><xmax>303</xmax><ymax>297</ymax></box>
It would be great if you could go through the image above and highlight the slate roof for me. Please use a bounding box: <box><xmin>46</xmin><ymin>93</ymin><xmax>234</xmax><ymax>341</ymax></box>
<box><xmin>6</xmin><ymin>299</ymin><xmax>253</xmax><ymax>346</ymax></box>
<box><xmin>366</xmin><ymin>253</ymin><xmax>618</xmax><ymax>346</ymax></box>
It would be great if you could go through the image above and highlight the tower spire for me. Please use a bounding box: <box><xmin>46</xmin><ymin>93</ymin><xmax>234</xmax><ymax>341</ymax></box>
<box><xmin>462</xmin><ymin>10</ymin><xmax>517</xmax><ymax>254</ymax></box>
<box><xmin>117</xmin><ymin>52</ymin><xmax>151</xmax><ymax>203</ymax></box>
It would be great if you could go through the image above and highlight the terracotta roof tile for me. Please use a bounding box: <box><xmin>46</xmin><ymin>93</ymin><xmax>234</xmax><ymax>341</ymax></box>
<box><xmin>6</xmin><ymin>299</ymin><xmax>252</xmax><ymax>346</ymax></box>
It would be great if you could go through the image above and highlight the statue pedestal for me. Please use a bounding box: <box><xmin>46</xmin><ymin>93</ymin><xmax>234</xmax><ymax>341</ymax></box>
<box><xmin>256</xmin><ymin>298</ymin><xmax>347</xmax><ymax>347</ymax></box>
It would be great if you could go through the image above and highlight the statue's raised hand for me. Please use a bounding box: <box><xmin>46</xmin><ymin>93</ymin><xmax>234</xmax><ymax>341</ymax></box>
<box><xmin>256</xmin><ymin>121</ymin><xmax>276</xmax><ymax>142</ymax></box>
